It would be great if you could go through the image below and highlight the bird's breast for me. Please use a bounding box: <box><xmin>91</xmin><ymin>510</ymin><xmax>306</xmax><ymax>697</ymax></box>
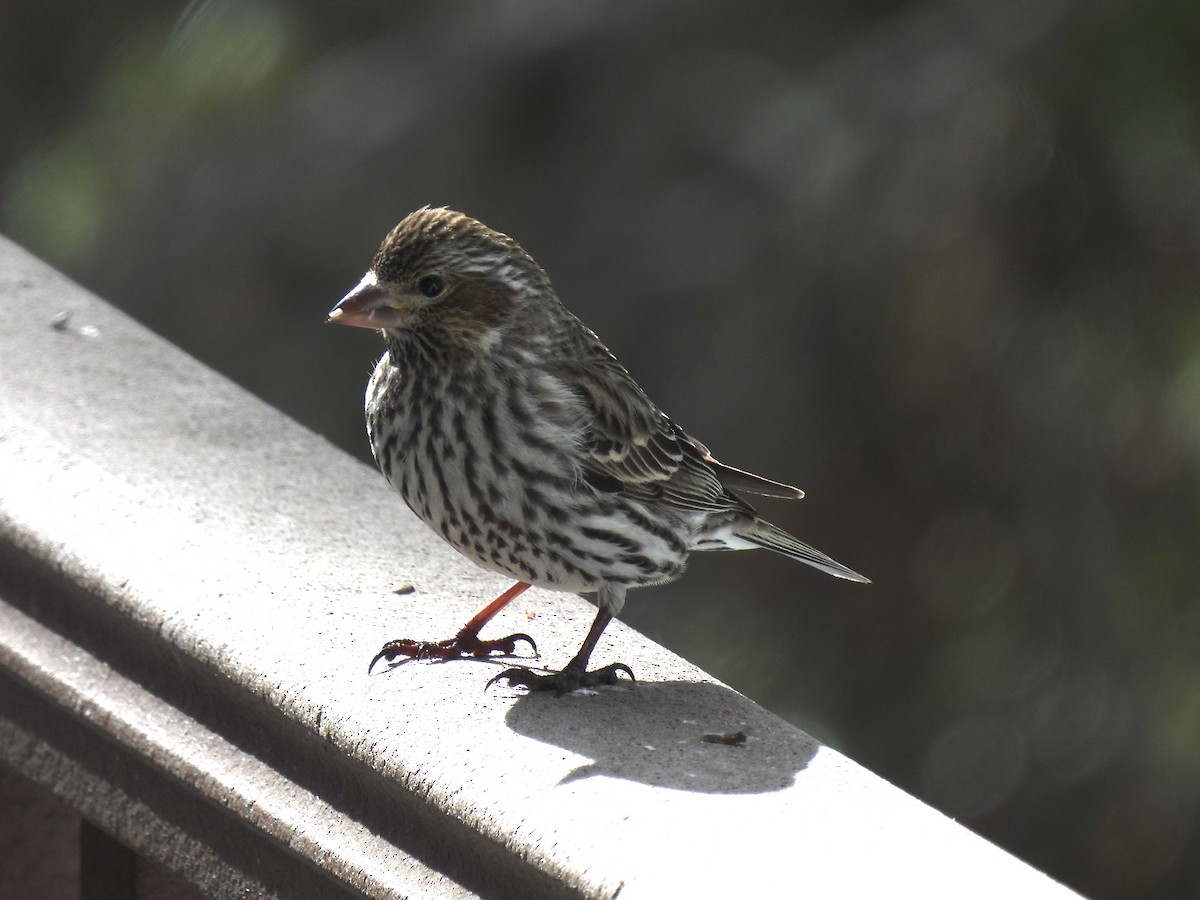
<box><xmin>364</xmin><ymin>353</ymin><xmax>690</xmax><ymax>592</ymax></box>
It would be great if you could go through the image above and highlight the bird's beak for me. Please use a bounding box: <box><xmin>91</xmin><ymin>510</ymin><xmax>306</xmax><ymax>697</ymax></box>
<box><xmin>326</xmin><ymin>273</ymin><xmax>403</xmax><ymax>329</ymax></box>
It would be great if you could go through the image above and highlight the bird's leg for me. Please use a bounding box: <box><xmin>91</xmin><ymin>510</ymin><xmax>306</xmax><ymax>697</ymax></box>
<box><xmin>369</xmin><ymin>581</ymin><xmax>537</xmax><ymax>673</ymax></box>
<box><xmin>486</xmin><ymin>606</ymin><xmax>634</xmax><ymax>696</ymax></box>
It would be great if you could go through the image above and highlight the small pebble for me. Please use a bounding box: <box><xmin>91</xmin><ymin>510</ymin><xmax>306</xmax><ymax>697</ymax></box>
<box><xmin>701</xmin><ymin>730</ymin><xmax>747</xmax><ymax>746</ymax></box>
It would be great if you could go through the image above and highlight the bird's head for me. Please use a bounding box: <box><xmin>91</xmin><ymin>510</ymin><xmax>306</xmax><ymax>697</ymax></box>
<box><xmin>326</xmin><ymin>207</ymin><xmax>552</xmax><ymax>343</ymax></box>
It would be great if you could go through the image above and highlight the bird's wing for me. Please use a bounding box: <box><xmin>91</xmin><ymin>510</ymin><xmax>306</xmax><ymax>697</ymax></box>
<box><xmin>550</xmin><ymin>338</ymin><xmax>763</xmax><ymax>514</ymax></box>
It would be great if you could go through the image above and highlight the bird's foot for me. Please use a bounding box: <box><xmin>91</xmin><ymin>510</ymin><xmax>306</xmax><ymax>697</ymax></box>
<box><xmin>369</xmin><ymin>631</ymin><xmax>537</xmax><ymax>673</ymax></box>
<box><xmin>486</xmin><ymin>662</ymin><xmax>635</xmax><ymax>696</ymax></box>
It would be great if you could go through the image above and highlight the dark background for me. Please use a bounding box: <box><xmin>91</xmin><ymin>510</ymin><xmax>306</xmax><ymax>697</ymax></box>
<box><xmin>3</xmin><ymin>1</ymin><xmax>1198</xmax><ymax>896</ymax></box>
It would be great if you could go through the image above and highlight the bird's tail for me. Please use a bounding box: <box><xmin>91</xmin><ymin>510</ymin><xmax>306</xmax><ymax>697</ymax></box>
<box><xmin>738</xmin><ymin>519</ymin><xmax>871</xmax><ymax>583</ymax></box>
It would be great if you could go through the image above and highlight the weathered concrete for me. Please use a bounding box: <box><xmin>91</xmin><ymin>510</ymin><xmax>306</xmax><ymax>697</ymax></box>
<box><xmin>0</xmin><ymin>236</ymin><xmax>1080</xmax><ymax>898</ymax></box>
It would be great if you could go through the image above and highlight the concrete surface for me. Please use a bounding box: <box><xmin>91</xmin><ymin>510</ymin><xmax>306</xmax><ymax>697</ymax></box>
<box><xmin>0</xmin><ymin>236</ymin><xmax>1080</xmax><ymax>898</ymax></box>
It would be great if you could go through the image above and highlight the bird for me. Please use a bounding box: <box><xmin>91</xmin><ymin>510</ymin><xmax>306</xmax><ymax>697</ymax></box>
<box><xmin>327</xmin><ymin>206</ymin><xmax>868</xmax><ymax>694</ymax></box>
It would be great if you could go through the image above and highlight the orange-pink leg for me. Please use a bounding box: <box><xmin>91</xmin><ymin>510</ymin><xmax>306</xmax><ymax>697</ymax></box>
<box><xmin>369</xmin><ymin>581</ymin><xmax>537</xmax><ymax>673</ymax></box>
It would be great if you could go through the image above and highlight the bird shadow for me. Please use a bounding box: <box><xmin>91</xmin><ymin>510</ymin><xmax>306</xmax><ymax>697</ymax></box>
<box><xmin>494</xmin><ymin>679</ymin><xmax>820</xmax><ymax>795</ymax></box>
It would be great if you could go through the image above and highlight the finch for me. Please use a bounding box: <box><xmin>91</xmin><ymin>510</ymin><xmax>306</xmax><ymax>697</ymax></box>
<box><xmin>328</xmin><ymin>207</ymin><xmax>868</xmax><ymax>694</ymax></box>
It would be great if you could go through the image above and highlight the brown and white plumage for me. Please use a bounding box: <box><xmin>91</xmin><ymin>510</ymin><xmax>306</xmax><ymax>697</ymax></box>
<box><xmin>328</xmin><ymin>206</ymin><xmax>867</xmax><ymax>693</ymax></box>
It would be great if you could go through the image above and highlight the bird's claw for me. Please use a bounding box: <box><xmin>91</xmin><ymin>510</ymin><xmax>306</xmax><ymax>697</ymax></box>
<box><xmin>368</xmin><ymin>632</ymin><xmax>537</xmax><ymax>673</ymax></box>
<box><xmin>485</xmin><ymin>662</ymin><xmax>635</xmax><ymax>696</ymax></box>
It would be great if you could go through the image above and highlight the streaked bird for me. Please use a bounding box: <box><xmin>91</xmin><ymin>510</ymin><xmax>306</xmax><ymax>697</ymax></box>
<box><xmin>328</xmin><ymin>207</ymin><xmax>868</xmax><ymax>694</ymax></box>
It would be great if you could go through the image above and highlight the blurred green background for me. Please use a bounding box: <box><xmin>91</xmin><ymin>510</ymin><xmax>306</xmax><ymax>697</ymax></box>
<box><xmin>3</xmin><ymin>1</ymin><xmax>1198</xmax><ymax>896</ymax></box>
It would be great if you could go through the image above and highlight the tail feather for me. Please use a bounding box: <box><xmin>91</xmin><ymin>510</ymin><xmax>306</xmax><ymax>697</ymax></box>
<box><xmin>739</xmin><ymin>520</ymin><xmax>870</xmax><ymax>583</ymax></box>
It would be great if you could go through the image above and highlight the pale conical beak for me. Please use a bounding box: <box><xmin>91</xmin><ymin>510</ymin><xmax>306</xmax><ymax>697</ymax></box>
<box><xmin>326</xmin><ymin>273</ymin><xmax>396</xmax><ymax>328</ymax></box>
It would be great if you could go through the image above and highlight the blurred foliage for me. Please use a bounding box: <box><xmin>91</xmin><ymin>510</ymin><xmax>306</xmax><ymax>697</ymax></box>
<box><xmin>3</xmin><ymin>0</ymin><xmax>1199</xmax><ymax>896</ymax></box>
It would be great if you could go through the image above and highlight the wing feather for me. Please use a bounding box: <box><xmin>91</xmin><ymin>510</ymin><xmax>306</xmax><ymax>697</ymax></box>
<box><xmin>550</xmin><ymin>334</ymin><xmax>798</xmax><ymax>514</ymax></box>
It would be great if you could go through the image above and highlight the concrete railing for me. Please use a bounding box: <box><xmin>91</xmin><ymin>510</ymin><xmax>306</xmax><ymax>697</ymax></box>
<box><xmin>0</xmin><ymin>236</ymin><xmax>1079</xmax><ymax>899</ymax></box>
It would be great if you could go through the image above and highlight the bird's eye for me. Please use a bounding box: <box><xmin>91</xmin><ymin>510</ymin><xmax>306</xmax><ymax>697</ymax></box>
<box><xmin>417</xmin><ymin>275</ymin><xmax>445</xmax><ymax>298</ymax></box>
